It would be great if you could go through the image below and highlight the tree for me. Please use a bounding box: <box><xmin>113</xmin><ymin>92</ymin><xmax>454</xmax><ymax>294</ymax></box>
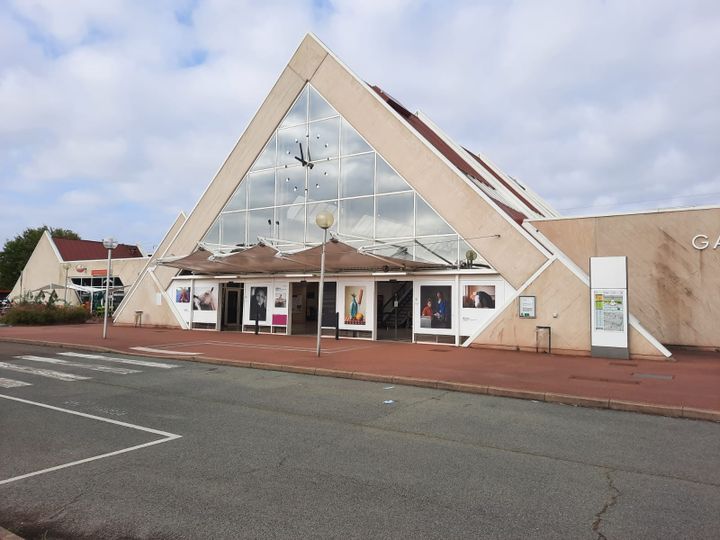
<box><xmin>0</xmin><ymin>226</ymin><xmax>81</xmax><ymax>289</ymax></box>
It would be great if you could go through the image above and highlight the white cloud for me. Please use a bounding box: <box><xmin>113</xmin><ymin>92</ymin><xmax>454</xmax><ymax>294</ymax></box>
<box><xmin>0</xmin><ymin>0</ymin><xmax>719</xmax><ymax>248</ymax></box>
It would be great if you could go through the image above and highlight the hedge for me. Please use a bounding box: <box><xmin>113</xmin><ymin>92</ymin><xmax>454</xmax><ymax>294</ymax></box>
<box><xmin>0</xmin><ymin>303</ymin><xmax>92</xmax><ymax>325</ymax></box>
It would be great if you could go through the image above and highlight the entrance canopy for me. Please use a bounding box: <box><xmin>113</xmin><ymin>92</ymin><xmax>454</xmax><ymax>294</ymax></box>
<box><xmin>159</xmin><ymin>240</ymin><xmax>446</xmax><ymax>275</ymax></box>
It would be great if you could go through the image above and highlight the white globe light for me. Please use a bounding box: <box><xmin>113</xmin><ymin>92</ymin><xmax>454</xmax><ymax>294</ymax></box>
<box><xmin>315</xmin><ymin>212</ymin><xmax>334</xmax><ymax>230</ymax></box>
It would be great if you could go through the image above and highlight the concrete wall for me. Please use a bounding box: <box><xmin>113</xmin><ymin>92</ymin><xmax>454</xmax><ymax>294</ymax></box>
<box><xmin>9</xmin><ymin>231</ymin><xmax>147</xmax><ymax>306</ymax></box>
<box><xmin>531</xmin><ymin>207</ymin><xmax>720</xmax><ymax>348</ymax></box>
<box><xmin>472</xmin><ymin>259</ymin><xmax>666</xmax><ymax>358</ymax></box>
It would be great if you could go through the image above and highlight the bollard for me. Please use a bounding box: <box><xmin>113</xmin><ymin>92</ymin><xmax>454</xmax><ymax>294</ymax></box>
<box><xmin>255</xmin><ymin>318</ymin><xmax>259</xmax><ymax>335</ymax></box>
<box><xmin>335</xmin><ymin>312</ymin><xmax>340</xmax><ymax>340</ymax></box>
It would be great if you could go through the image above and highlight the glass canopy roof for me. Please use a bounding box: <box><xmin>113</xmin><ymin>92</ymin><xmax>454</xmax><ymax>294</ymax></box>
<box><xmin>202</xmin><ymin>84</ymin><xmax>481</xmax><ymax>268</ymax></box>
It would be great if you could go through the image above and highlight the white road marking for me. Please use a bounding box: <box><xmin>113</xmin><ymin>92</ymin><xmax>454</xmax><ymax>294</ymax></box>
<box><xmin>0</xmin><ymin>378</ymin><xmax>32</xmax><ymax>388</ymax></box>
<box><xmin>0</xmin><ymin>362</ymin><xmax>91</xmax><ymax>382</ymax></box>
<box><xmin>0</xmin><ymin>393</ymin><xmax>182</xmax><ymax>486</ymax></box>
<box><xmin>130</xmin><ymin>346</ymin><xmax>201</xmax><ymax>356</ymax></box>
<box><xmin>15</xmin><ymin>355</ymin><xmax>140</xmax><ymax>375</ymax></box>
<box><xmin>58</xmin><ymin>352</ymin><xmax>178</xmax><ymax>369</ymax></box>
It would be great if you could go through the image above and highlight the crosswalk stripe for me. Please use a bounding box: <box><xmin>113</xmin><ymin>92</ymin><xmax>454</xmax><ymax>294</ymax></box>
<box><xmin>15</xmin><ymin>356</ymin><xmax>141</xmax><ymax>375</ymax></box>
<box><xmin>0</xmin><ymin>362</ymin><xmax>91</xmax><ymax>382</ymax></box>
<box><xmin>58</xmin><ymin>351</ymin><xmax>177</xmax><ymax>369</ymax></box>
<box><xmin>0</xmin><ymin>377</ymin><xmax>32</xmax><ymax>388</ymax></box>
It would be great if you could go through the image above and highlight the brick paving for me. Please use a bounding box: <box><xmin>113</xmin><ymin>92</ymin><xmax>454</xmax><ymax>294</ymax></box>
<box><xmin>1</xmin><ymin>323</ymin><xmax>718</xmax><ymax>420</ymax></box>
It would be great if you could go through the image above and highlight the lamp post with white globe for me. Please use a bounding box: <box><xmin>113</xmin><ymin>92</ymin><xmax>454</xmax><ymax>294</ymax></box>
<box><xmin>315</xmin><ymin>212</ymin><xmax>334</xmax><ymax>356</ymax></box>
<box><xmin>102</xmin><ymin>237</ymin><xmax>118</xmax><ymax>339</ymax></box>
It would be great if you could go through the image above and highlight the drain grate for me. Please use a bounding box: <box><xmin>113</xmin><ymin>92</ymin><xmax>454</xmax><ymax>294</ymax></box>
<box><xmin>429</xmin><ymin>349</ymin><xmax>450</xmax><ymax>353</ymax></box>
<box><xmin>609</xmin><ymin>361</ymin><xmax>638</xmax><ymax>367</ymax></box>
<box><xmin>633</xmin><ymin>373</ymin><xmax>674</xmax><ymax>380</ymax></box>
<box><xmin>570</xmin><ymin>375</ymin><xmax>639</xmax><ymax>385</ymax></box>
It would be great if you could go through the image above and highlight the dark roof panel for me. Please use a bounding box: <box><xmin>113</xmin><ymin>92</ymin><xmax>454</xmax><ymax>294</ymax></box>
<box><xmin>53</xmin><ymin>238</ymin><xmax>144</xmax><ymax>261</ymax></box>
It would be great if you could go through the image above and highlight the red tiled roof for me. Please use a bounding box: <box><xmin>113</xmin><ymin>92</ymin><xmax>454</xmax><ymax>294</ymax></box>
<box><xmin>53</xmin><ymin>238</ymin><xmax>144</xmax><ymax>261</ymax></box>
<box><xmin>370</xmin><ymin>85</ymin><xmax>530</xmax><ymax>225</ymax></box>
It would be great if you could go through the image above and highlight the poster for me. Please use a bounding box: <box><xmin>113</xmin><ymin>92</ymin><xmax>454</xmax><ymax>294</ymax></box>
<box><xmin>192</xmin><ymin>286</ymin><xmax>217</xmax><ymax>311</ymax></box>
<box><xmin>419</xmin><ymin>285</ymin><xmax>451</xmax><ymax>329</ymax></box>
<box><xmin>519</xmin><ymin>296</ymin><xmax>535</xmax><ymax>318</ymax></box>
<box><xmin>249</xmin><ymin>286</ymin><xmax>268</xmax><ymax>321</ymax></box>
<box><xmin>344</xmin><ymin>285</ymin><xmax>366</xmax><ymax>325</ymax></box>
<box><xmin>175</xmin><ymin>287</ymin><xmax>190</xmax><ymax>304</ymax></box>
<box><xmin>594</xmin><ymin>290</ymin><xmax>625</xmax><ymax>332</ymax></box>
<box><xmin>274</xmin><ymin>286</ymin><xmax>288</xmax><ymax>309</ymax></box>
<box><xmin>462</xmin><ymin>285</ymin><xmax>495</xmax><ymax>308</ymax></box>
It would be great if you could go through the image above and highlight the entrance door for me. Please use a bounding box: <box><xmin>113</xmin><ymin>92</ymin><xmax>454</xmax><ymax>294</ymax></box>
<box><xmin>290</xmin><ymin>281</ymin><xmax>319</xmax><ymax>335</ymax></box>
<box><xmin>376</xmin><ymin>281</ymin><xmax>413</xmax><ymax>341</ymax></box>
<box><xmin>222</xmin><ymin>284</ymin><xmax>243</xmax><ymax>330</ymax></box>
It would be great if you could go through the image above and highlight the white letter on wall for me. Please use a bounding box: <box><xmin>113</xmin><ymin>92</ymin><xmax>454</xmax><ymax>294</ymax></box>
<box><xmin>692</xmin><ymin>234</ymin><xmax>709</xmax><ymax>250</ymax></box>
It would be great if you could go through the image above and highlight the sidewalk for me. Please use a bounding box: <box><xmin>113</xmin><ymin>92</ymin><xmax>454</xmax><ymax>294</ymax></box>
<box><xmin>1</xmin><ymin>323</ymin><xmax>718</xmax><ymax>421</ymax></box>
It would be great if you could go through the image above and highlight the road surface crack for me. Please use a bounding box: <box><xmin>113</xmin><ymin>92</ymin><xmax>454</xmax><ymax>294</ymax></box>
<box><xmin>592</xmin><ymin>469</ymin><xmax>620</xmax><ymax>539</ymax></box>
<box><xmin>44</xmin><ymin>491</ymin><xmax>85</xmax><ymax>521</ymax></box>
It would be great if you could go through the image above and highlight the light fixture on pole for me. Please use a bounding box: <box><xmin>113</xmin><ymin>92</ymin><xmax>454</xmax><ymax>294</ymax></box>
<box><xmin>465</xmin><ymin>249</ymin><xmax>478</xmax><ymax>268</ymax></box>
<box><xmin>62</xmin><ymin>263</ymin><xmax>71</xmax><ymax>304</ymax></box>
<box><xmin>315</xmin><ymin>211</ymin><xmax>334</xmax><ymax>357</ymax></box>
<box><xmin>102</xmin><ymin>237</ymin><xmax>119</xmax><ymax>339</ymax></box>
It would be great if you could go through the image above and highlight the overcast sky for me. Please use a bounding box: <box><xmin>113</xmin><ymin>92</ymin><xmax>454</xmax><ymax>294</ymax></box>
<box><xmin>1</xmin><ymin>0</ymin><xmax>719</xmax><ymax>251</ymax></box>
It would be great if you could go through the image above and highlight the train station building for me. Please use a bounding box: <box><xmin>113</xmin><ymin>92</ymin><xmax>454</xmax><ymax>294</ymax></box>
<box><xmin>113</xmin><ymin>34</ymin><xmax>720</xmax><ymax>359</ymax></box>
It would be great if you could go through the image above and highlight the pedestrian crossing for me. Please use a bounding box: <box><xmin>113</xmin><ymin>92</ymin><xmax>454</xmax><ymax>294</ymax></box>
<box><xmin>0</xmin><ymin>353</ymin><xmax>178</xmax><ymax>389</ymax></box>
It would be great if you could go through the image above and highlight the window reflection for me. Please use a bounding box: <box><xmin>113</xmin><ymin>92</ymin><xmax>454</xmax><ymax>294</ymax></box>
<box><xmin>276</xmin><ymin>205</ymin><xmax>305</xmax><ymax>244</ymax></box>
<box><xmin>280</xmin><ymin>88</ymin><xmax>307</xmax><ymax>128</ymax></box>
<box><xmin>308</xmin><ymin>159</ymin><xmax>338</xmax><ymax>202</ymax></box>
<box><xmin>376</xmin><ymin>192</ymin><xmax>414</xmax><ymax>238</ymax></box>
<box><xmin>415</xmin><ymin>235</ymin><xmax>459</xmax><ymax>266</ymax></box>
<box><xmin>225</xmin><ymin>181</ymin><xmax>247</xmax><ymax>212</ymax></box>
<box><xmin>247</xmin><ymin>170</ymin><xmax>275</xmax><ymax>209</ymax></box>
<box><xmin>277</xmin><ymin>125</ymin><xmax>308</xmax><ymax>167</ymax></box>
<box><xmin>341</xmin><ymin>119</ymin><xmax>371</xmax><ymax>156</ymax></box>
<box><xmin>376</xmin><ymin>156</ymin><xmax>410</xmax><ymax>193</ymax></box>
<box><xmin>340</xmin><ymin>154</ymin><xmax>374</xmax><ymax>198</ymax></box>
<box><xmin>309</xmin><ymin>86</ymin><xmax>338</xmax><ymax>121</ymax></box>
<box><xmin>247</xmin><ymin>208</ymin><xmax>275</xmax><ymax>244</ymax></box>
<box><xmin>307</xmin><ymin>201</ymin><xmax>338</xmax><ymax>243</ymax></box>
<box><xmin>415</xmin><ymin>194</ymin><xmax>453</xmax><ymax>236</ymax></box>
<box><xmin>276</xmin><ymin>166</ymin><xmax>306</xmax><ymax>206</ymax></box>
<box><xmin>220</xmin><ymin>212</ymin><xmax>246</xmax><ymax>246</ymax></box>
<box><xmin>250</xmin><ymin>135</ymin><xmax>276</xmax><ymax>171</ymax></box>
<box><xmin>204</xmin><ymin>220</ymin><xmax>220</xmax><ymax>245</ymax></box>
<box><xmin>340</xmin><ymin>197</ymin><xmax>374</xmax><ymax>239</ymax></box>
<box><xmin>309</xmin><ymin>117</ymin><xmax>340</xmax><ymax>162</ymax></box>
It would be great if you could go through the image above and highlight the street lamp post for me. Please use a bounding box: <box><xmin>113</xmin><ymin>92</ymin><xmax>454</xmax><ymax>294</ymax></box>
<box><xmin>102</xmin><ymin>237</ymin><xmax>119</xmax><ymax>339</ymax></box>
<box><xmin>62</xmin><ymin>263</ymin><xmax>71</xmax><ymax>304</ymax></box>
<box><xmin>315</xmin><ymin>212</ymin><xmax>334</xmax><ymax>357</ymax></box>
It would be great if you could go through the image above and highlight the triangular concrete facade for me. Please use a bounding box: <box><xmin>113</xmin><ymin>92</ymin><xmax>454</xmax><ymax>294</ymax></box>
<box><xmin>115</xmin><ymin>34</ymin><xmax>671</xmax><ymax>359</ymax></box>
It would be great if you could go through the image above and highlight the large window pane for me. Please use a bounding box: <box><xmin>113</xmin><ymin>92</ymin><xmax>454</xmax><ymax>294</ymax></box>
<box><xmin>250</xmin><ymin>134</ymin><xmax>276</xmax><ymax>171</ymax></box>
<box><xmin>415</xmin><ymin>194</ymin><xmax>453</xmax><ymax>236</ymax></box>
<box><xmin>341</xmin><ymin>119</ymin><xmax>371</xmax><ymax>156</ymax></box>
<box><xmin>340</xmin><ymin>153</ymin><xmax>374</xmax><ymax>198</ymax></box>
<box><xmin>276</xmin><ymin>205</ymin><xmax>305</xmax><ymax>244</ymax></box>
<box><xmin>376</xmin><ymin>192</ymin><xmax>414</xmax><ymax>238</ymax></box>
<box><xmin>277</xmin><ymin>125</ymin><xmax>308</xmax><ymax>167</ymax></box>
<box><xmin>220</xmin><ymin>212</ymin><xmax>246</xmax><ymax>246</ymax></box>
<box><xmin>224</xmin><ymin>181</ymin><xmax>247</xmax><ymax>212</ymax></box>
<box><xmin>309</xmin><ymin>117</ymin><xmax>340</xmax><ymax>162</ymax></box>
<box><xmin>247</xmin><ymin>170</ymin><xmax>275</xmax><ymax>209</ymax></box>
<box><xmin>339</xmin><ymin>196</ymin><xmax>374</xmax><ymax>239</ymax></box>
<box><xmin>280</xmin><ymin>88</ymin><xmax>307</xmax><ymax>128</ymax></box>
<box><xmin>308</xmin><ymin>159</ymin><xmax>338</xmax><ymax>202</ymax></box>
<box><xmin>276</xmin><ymin>165</ymin><xmax>306</xmax><ymax>206</ymax></box>
<box><xmin>415</xmin><ymin>235</ymin><xmax>459</xmax><ymax>266</ymax></box>
<box><xmin>309</xmin><ymin>86</ymin><xmax>337</xmax><ymax>121</ymax></box>
<box><xmin>307</xmin><ymin>201</ymin><xmax>338</xmax><ymax>243</ymax></box>
<box><xmin>247</xmin><ymin>208</ymin><xmax>274</xmax><ymax>244</ymax></box>
<box><xmin>376</xmin><ymin>156</ymin><xmax>411</xmax><ymax>193</ymax></box>
<box><xmin>204</xmin><ymin>220</ymin><xmax>220</xmax><ymax>245</ymax></box>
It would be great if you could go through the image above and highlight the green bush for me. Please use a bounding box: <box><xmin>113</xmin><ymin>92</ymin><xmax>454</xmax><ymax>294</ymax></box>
<box><xmin>0</xmin><ymin>303</ymin><xmax>91</xmax><ymax>325</ymax></box>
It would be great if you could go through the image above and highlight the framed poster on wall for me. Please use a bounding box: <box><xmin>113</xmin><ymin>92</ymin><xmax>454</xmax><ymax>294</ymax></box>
<box><xmin>519</xmin><ymin>296</ymin><xmax>536</xmax><ymax>319</ymax></box>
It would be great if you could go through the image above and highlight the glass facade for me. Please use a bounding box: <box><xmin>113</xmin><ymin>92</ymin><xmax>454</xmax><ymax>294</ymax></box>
<box><xmin>203</xmin><ymin>84</ymin><xmax>471</xmax><ymax>266</ymax></box>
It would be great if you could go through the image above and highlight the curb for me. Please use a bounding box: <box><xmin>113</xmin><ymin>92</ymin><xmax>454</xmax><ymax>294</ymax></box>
<box><xmin>2</xmin><ymin>337</ymin><xmax>719</xmax><ymax>423</ymax></box>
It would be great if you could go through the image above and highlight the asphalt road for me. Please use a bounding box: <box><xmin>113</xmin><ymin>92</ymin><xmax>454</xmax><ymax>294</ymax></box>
<box><xmin>0</xmin><ymin>341</ymin><xmax>718</xmax><ymax>539</ymax></box>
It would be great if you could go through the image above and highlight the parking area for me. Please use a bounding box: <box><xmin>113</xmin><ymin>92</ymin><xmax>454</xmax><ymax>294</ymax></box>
<box><xmin>1</xmin><ymin>341</ymin><xmax>719</xmax><ymax>539</ymax></box>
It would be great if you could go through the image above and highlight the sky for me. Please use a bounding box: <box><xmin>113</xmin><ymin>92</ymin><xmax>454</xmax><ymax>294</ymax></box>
<box><xmin>1</xmin><ymin>0</ymin><xmax>719</xmax><ymax>252</ymax></box>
